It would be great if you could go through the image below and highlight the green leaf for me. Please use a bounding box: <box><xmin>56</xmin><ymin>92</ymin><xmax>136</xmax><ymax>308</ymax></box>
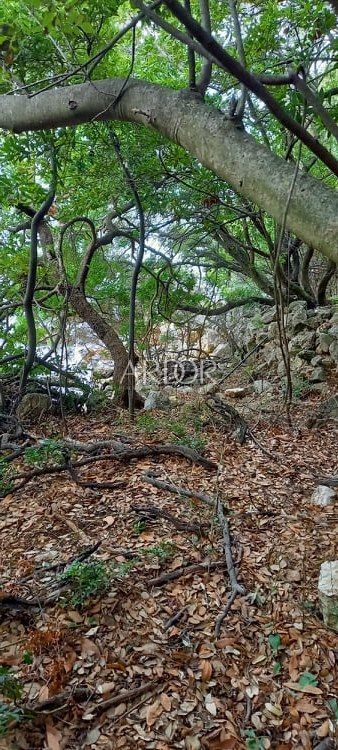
<box><xmin>268</xmin><ymin>633</ymin><xmax>281</xmax><ymax>654</ymax></box>
<box><xmin>22</xmin><ymin>651</ymin><xmax>33</xmax><ymax>665</ymax></box>
<box><xmin>273</xmin><ymin>661</ymin><xmax>282</xmax><ymax>675</ymax></box>
<box><xmin>298</xmin><ymin>672</ymin><xmax>318</xmax><ymax>687</ymax></box>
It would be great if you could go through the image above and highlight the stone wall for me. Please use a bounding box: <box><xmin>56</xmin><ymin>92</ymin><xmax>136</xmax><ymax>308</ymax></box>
<box><xmin>213</xmin><ymin>301</ymin><xmax>338</xmax><ymax>388</ymax></box>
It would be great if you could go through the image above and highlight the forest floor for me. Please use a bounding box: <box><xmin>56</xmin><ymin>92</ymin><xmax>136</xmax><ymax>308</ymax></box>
<box><xmin>0</xmin><ymin>386</ymin><xmax>337</xmax><ymax>750</ymax></box>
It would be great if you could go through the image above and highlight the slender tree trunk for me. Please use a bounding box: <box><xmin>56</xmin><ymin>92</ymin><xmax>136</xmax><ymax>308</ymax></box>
<box><xmin>317</xmin><ymin>261</ymin><xmax>337</xmax><ymax>306</ymax></box>
<box><xmin>68</xmin><ymin>286</ymin><xmax>144</xmax><ymax>407</ymax></box>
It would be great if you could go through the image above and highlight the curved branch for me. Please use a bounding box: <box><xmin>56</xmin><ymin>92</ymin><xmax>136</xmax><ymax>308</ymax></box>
<box><xmin>177</xmin><ymin>295</ymin><xmax>275</xmax><ymax>316</ymax></box>
<box><xmin>197</xmin><ymin>0</ymin><xmax>212</xmax><ymax>96</ymax></box>
<box><xmin>1</xmin><ymin>79</ymin><xmax>338</xmax><ymax>262</ymax></box>
<box><xmin>316</xmin><ymin>260</ymin><xmax>337</xmax><ymax>305</ymax></box>
<box><xmin>19</xmin><ymin>154</ymin><xmax>57</xmax><ymax>396</ymax></box>
<box><xmin>163</xmin><ymin>0</ymin><xmax>338</xmax><ymax>176</ymax></box>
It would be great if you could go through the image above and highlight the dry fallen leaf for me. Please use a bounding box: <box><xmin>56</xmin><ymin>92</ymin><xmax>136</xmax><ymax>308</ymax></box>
<box><xmin>46</xmin><ymin>720</ymin><xmax>62</xmax><ymax>750</ymax></box>
<box><xmin>160</xmin><ymin>693</ymin><xmax>172</xmax><ymax>711</ymax></box>
<box><xmin>283</xmin><ymin>681</ymin><xmax>323</xmax><ymax>695</ymax></box>
<box><xmin>146</xmin><ymin>699</ymin><xmax>161</xmax><ymax>727</ymax></box>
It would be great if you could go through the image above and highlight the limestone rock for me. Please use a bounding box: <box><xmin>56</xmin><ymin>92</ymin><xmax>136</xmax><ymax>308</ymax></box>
<box><xmin>261</xmin><ymin>307</ymin><xmax>276</xmax><ymax>324</ymax></box>
<box><xmin>16</xmin><ymin>392</ymin><xmax>50</xmax><ymax>421</ymax></box>
<box><xmin>309</xmin><ymin>366</ymin><xmax>326</xmax><ymax>383</ymax></box>
<box><xmin>285</xmin><ymin>300</ymin><xmax>307</xmax><ymax>333</ymax></box>
<box><xmin>289</xmin><ymin>331</ymin><xmax>316</xmax><ymax>354</ymax></box>
<box><xmin>253</xmin><ymin>379</ymin><xmax>273</xmax><ymax>394</ymax></box>
<box><xmin>212</xmin><ymin>343</ymin><xmax>232</xmax><ymax>359</ymax></box>
<box><xmin>144</xmin><ymin>390</ymin><xmax>171</xmax><ymax>411</ymax></box>
<box><xmin>329</xmin><ymin>340</ymin><xmax>338</xmax><ymax>364</ymax></box>
<box><xmin>318</xmin><ymin>560</ymin><xmax>338</xmax><ymax>632</ymax></box>
<box><xmin>318</xmin><ymin>332</ymin><xmax>335</xmax><ymax>353</ymax></box>
<box><xmin>311</xmin><ymin>485</ymin><xmax>336</xmax><ymax>506</ymax></box>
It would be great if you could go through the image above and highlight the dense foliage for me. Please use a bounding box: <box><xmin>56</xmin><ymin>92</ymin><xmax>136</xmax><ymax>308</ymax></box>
<box><xmin>0</xmin><ymin>0</ymin><xmax>337</xmax><ymax>401</ymax></box>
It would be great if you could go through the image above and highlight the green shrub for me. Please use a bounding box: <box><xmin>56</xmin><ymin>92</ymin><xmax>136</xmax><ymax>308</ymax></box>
<box><xmin>0</xmin><ymin>668</ymin><xmax>23</xmax><ymax>701</ymax></box>
<box><xmin>0</xmin><ymin>704</ymin><xmax>24</xmax><ymax>736</ymax></box>
<box><xmin>60</xmin><ymin>560</ymin><xmax>111</xmax><ymax>607</ymax></box>
<box><xmin>24</xmin><ymin>439</ymin><xmax>64</xmax><ymax>467</ymax></box>
<box><xmin>0</xmin><ymin>462</ymin><xmax>14</xmax><ymax>497</ymax></box>
<box><xmin>142</xmin><ymin>541</ymin><xmax>176</xmax><ymax>560</ymax></box>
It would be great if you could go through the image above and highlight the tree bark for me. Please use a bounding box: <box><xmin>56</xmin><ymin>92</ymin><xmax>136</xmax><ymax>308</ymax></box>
<box><xmin>1</xmin><ymin>79</ymin><xmax>337</xmax><ymax>263</ymax></box>
<box><xmin>67</xmin><ymin>286</ymin><xmax>143</xmax><ymax>407</ymax></box>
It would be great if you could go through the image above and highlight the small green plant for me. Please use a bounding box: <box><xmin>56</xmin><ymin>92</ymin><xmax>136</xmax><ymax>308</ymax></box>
<box><xmin>174</xmin><ymin>435</ymin><xmax>206</xmax><ymax>453</ymax></box>
<box><xmin>142</xmin><ymin>541</ymin><xmax>176</xmax><ymax>560</ymax></box>
<box><xmin>133</xmin><ymin>520</ymin><xmax>147</xmax><ymax>535</ymax></box>
<box><xmin>245</xmin><ymin>729</ymin><xmax>266</xmax><ymax>750</ymax></box>
<box><xmin>22</xmin><ymin>651</ymin><xmax>33</xmax><ymax>665</ymax></box>
<box><xmin>111</xmin><ymin>560</ymin><xmax>138</xmax><ymax>577</ymax></box>
<box><xmin>272</xmin><ymin>661</ymin><xmax>282</xmax><ymax>676</ymax></box>
<box><xmin>0</xmin><ymin>462</ymin><xmax>14</xmax><ymax>497</ymax></box>
<box><xmin>291</xmin><ymin>377</ymin><xmax>311</xmax><ymax>400</ymax></box>
<box><xmin>24</xmin><ymin>439</ymin><xmax>64</xmax><ymax>468</ymax></box>
<box><xmin>170</xmin><ymin>420</ymin><xmax>188</xmax><ymax>439</ymax></box>
<box><xmin>136</xmin><ymin>413</ymin><xmax>160</xmax><ymax>433</ymax></box>
<box><xmin>0</xmin><ymin>704</ymin><xmax>24</xmax><ymax>736</ymax></box>
<box><xmin>327</xmin><ymin>697</ymin><xmax>338</xmax><ymax>721</ymax></box>
<box><xmin>60</xmin><ymin>560</ymin><xmax>111</xmax><ymax>607</ymax></box>
<box><xmin>0</xmin><ymin>667</ymin><xmax>23</xmax><ymax>702</ymax></box>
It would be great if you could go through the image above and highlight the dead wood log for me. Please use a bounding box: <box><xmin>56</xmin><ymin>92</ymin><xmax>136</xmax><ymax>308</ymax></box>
<box><xmin>131</xmin><ymin>504</ymin><xmax>208</xmax><ymax>534</ymax></box>
<box><xmin>207</xmin><ymin>395</ymin><xmax>277</xmax><ymax>458</ymax></box>
<box><xmin>147</xmin><ymin>559</ymin><xmax>226</xmax><ymax>587</ymax></box>
<box><xmin>142</xmin><ymin>470</ymin><xmax>244</xmax><ymax>633</ymax></box>
<box><xmin>3</xmin><ymin>443</ymin><xmax>217</xmax><ymax>499</ymax></box>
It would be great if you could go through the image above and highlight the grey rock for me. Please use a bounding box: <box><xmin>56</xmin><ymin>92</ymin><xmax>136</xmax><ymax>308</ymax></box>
<box><xmin>288</xmin><ymin>300</ymin><xmax>308</xmax><ymax>312</ymax></box>
<box><xmin>289</xmin><ymin>331</ymin><xmax>316</xmax><ymax>353</ymax></box>
<box><xmin>309</xmin><ymin>366</ymin><xmax>326</xmax><ymax>383</ymax></box>
<box><xmin>318</xmin><ymin>332</ymin><xmax>335</xmax><ymax>353</ymax></box>
<box><xmin>318</xmin><ymin>560</ymin><xmax>338</xmax><ymax>632</ymax></box>
<box><xmin>287</xmin><ymin>307</ymin><xmax>308</xmax><ymax>331</ymax></box>
<box><xmin>213</xmin><ymin>343</ymin><xmax>232</xmax><ymax>358</ymax></box>
<box><xmin>253</xmin><ymin>379</ymin><xmax>274</xmax><ymax>394</ymax></box>
<box><xmin>318</xmin><ymin>394</ymin><xmax>338</xmax><ymax>419</ymax></box>
<box><xmin>16</xmin><ymin>392</ymin><xmax>50</xmax><ymax>421</ymax></box>
<box><xmin>329</xmin><ymin>340</ymin><xmax>338</xmax><ymax>364</ymax></box>
<box><xmin>144</xmin><ymin>390</ymin><xmax>171</xmax><ymax>411</ymax></box>
<box><xmin>328</xmin><ymin>325</ymin><xmax>338</xmax><ymax>337</ymax></box>
<box><xmin>268</xmin><ymin>322</ymin><xmax>279</xmax><ymax>338</ymax></box>
<box><xmin>310</xmin><ymin>355</ymin><xmax>324</xmax><ymax>367</ymax></box>
<box><xmin>261</xmin><ymin>308</ymin><xmax>276</xmax><ymax>324</ymax></box>
<box><xmin>311</xmin><ymin>485</ymin><xmax>336</xmax><ymax>506</ymax></box>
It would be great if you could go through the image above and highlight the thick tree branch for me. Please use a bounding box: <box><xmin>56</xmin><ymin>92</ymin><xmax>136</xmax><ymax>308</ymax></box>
<box><xmin>1</xmin><ymin>79</ymin><xmax>337</xmax><ymax>262</ymax></box>
<box><xmin>177</xmin><ymin>295</ymin><xmax>275</xmax><ymax>316</ymax></box>
<box><xmin>163</xmin><ymin>0</ymin><xmax>338</xmax><ymax>175</ymax></box>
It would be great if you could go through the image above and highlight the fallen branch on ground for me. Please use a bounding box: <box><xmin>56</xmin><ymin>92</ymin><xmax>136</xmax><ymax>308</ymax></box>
<box><xmin>147</xmin><ymin>559</ymin><xmax>226</xmax><ymax>587</ymax></box>
<box><xmin>28</xmin><ymin>680</ymin><xmax>159</xmax><ymax>716</ymax></box>
<box><xmin>142</xmin><ymin>470</ymin><xmax>244</xmax><ymax>632</ymax></box>
<box><xmin>2</xmin><ymin>442</ymin><xmax>217</xmax><ymax>498</ymax></box>
<box><xmin>131</xmin><ymin>503</ymin><xmax>208</xmax><ymax>534</ymax></box>
<box><xmin>207</xmin><ymin>395</ymin><xmax>278</xmax><ymax>459</ymax></box>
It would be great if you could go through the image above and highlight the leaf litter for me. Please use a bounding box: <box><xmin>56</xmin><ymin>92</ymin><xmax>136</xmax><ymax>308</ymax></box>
<box><xmin>0</xmin><ymin>391</ymin><xmax>337</xmax><ymax>750</ymax></box>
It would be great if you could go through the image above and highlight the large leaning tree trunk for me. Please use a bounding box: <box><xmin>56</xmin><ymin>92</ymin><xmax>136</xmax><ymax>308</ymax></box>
<box><xmin>67</xmin><ymin>286</ymin><xmax>144</xmax><ymax>408</ymax></box>
<box><xmin>0</xmin><ymin>79</ymin><xmax>337</xmax><ymax>264</ymax></box>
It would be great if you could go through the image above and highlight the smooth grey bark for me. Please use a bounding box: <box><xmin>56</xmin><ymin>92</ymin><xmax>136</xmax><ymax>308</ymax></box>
<box><xmin>0</xmin><ymin>78</ymin><xmax>337</xmax><ymax>262</ymax></box>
